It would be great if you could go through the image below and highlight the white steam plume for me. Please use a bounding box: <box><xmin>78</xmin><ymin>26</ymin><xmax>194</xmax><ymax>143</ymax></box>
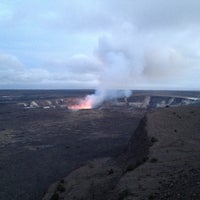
<box><xmin>86</xmin><ymin>89</ymin><xmax>132</xmax><ymax>108</ymax></box>
<box><xmin>71</xmin><ymin>22</ymin><xmax>195</xmax><ymax>108</ymax></box>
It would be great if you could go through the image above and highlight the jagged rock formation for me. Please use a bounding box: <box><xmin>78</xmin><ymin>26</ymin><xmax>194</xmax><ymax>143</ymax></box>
<box><xmin>1</xmin><ymin>90</ymin><xmax>199</xmax><ymax>109</ymax></box>
<box><xmin>17</xmin><ymin>95</ymin><xmax>200</xmax><ymax>109</ymax></box>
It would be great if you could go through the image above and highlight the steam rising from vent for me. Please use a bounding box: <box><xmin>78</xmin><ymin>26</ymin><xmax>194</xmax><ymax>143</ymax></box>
<box><xmin>68</xmin><ymin>21</ymin><xmax>193</xmax><ymax>110</ymax></box>
<box><xmin>68</xmin><ymin>89</ymin><xmax>132</xmax><ymax>110</ymax></box>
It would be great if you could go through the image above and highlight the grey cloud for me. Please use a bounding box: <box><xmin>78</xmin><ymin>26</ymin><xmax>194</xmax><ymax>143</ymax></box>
<box><xmin>0</xmin><ymin>0</ymin><xmax>200</xmax><ymax>89</ymax></box>
<box><xmin>3</xmin><ymin>0</ymin><xmax>200</xmax><ymax>33</ymax></box>
<box><xmin>66</xmin><ymin>55</ymin><xmax>101</xmax><ymax>74</ymax></box>
<box><xmin>0</xmin><ymin>54</ymin><xmax>50</xmax><ymax>84</ymax></box>
<box><xmin>0</xmin><ymin>54</ymin><xmax>24</xmax><ymax>69</ymax></box>
<box><xmin>142</xmin><ymin>48</ymin><xmax>187</xmax><ymax>80</ymax></box>
<box><xmin>0</xmin><ymin>54</ymin><xmax>24</xmax><ymax>82</ymax></box>
<box><xmin>108</xmin><ymin>0</ymin><xmax>200</xmax><ymax>30</ymax></box>
<box><xmin>83</xmin><ymin>21</ymin><xmax>200</xmax><ymax>90</ymax></box>
<box><xmin>8</xmin><ymin>0</ymin><xmax>113</xmax><ymax>33</ymax></box>
<box><xmin>0</xmin><ymin>53</ymin><xmax>99</xmax><ymax>89</ymax></box>
<box><xmin>43</xmin><ymin>55</ymin><xmax>101</xmax><ymax>79</ymax></box>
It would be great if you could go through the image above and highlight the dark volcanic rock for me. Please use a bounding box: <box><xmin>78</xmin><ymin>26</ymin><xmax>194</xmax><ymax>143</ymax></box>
<box><xmin>0</xmin><ymin>105</ymin><xmax>144</xmax><ymax>200</ymax></box>
<box><xmin>42</xmin><ymin>117</ymin><xmax>150</xmax><ymax>200</ymax></box>
<box><xmin>119</xmin><ymin>116</ymin><xmax>150</xmax><ymax>172</ymax></box>
<box><xmin>43</xmin><ymin>106</ymin><xmax>200</xmax><ymax>200</ymax></box>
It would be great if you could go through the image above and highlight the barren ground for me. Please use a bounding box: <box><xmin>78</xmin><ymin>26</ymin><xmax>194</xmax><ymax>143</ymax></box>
<box><xmin>0</xmin><ymin>105</ymin><xmax>144</xmax><ymax>200</ymax></box>
<box><xmin>43</xmin><ymin>106</ymin><xmax>200</xmax><ymax>200</ymax></box>
<box><xmin>0</xmin><ymin>90</ymin><xmax>200</xmax><ymax>200</ymax></box>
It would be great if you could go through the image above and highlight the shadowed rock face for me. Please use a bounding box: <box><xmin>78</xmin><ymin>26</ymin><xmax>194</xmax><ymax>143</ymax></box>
<box><xmin>42</xmin><ymin>117</ymin><xmax>151</xmax><ymax>200</ymax></box>
<box><xmin>118</xmin><ymin>116</ymin><xmax>150</xmax><ymax>172</ymax></box>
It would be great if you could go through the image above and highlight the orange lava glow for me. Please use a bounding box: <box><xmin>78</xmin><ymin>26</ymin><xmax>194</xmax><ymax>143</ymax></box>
<box><xmin>68</xmin><ymin>98</ymin><xmax>93</xmax><ymax>110</ymax></box>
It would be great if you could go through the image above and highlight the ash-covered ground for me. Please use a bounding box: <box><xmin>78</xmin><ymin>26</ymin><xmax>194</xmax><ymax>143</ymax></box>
<box><xmin>0</xmin><ymin>90</ymin><xmax>199</xmax><ymax>200</ymax></box>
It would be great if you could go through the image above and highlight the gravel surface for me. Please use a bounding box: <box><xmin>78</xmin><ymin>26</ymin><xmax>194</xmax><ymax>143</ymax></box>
<box><xmin>0</xmin><ymin>106</ymin><xmax>143</xmax><ymax>200</ymax></box>
<box><xmin>43</xmin><ymin>106</ymin><xmax>200</xmax><ymax>200</ymax></box>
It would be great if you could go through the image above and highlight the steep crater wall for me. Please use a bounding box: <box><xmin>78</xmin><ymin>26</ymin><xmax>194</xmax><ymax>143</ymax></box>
<box><xmin>42</xmin><ymin>116</ymin><xmax>150</xmax><ymax>200</ymax></box>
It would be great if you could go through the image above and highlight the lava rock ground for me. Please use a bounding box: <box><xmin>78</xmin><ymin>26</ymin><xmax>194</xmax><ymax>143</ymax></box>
<box><xmin>0</xmin><ymin>105</ymin><xmax>144</xmax><ymax>200</ymax></box>
<box><xmin>43</xmin><ymin>106</ymin><xmax>200</xmax><ymax>200</ymax></box>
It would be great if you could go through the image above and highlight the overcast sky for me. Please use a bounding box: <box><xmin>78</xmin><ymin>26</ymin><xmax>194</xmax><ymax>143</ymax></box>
<box><xmin>0</xmin><ymin>0</ymin><xmax>200</xmax><ymax>90</ymax></box>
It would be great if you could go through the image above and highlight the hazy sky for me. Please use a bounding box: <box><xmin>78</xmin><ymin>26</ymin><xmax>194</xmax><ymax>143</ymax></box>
<box><xmin>0</xmin><ymin>0</ymin><xmax>200</xmax><ymax>90</ymax></box>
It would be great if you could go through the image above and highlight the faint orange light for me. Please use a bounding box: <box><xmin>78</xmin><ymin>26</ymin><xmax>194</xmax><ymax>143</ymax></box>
<box><xmin>68</xmin><ymin>97</ymin><xmax>93</xmax><ymax>110</ymax></box>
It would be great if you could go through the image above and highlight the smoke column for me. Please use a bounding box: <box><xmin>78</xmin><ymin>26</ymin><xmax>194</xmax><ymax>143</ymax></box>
<box><xmin>69</xmin><ymin>21</ymin><xmax>191</xmax><ymax>109</ymax></box>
